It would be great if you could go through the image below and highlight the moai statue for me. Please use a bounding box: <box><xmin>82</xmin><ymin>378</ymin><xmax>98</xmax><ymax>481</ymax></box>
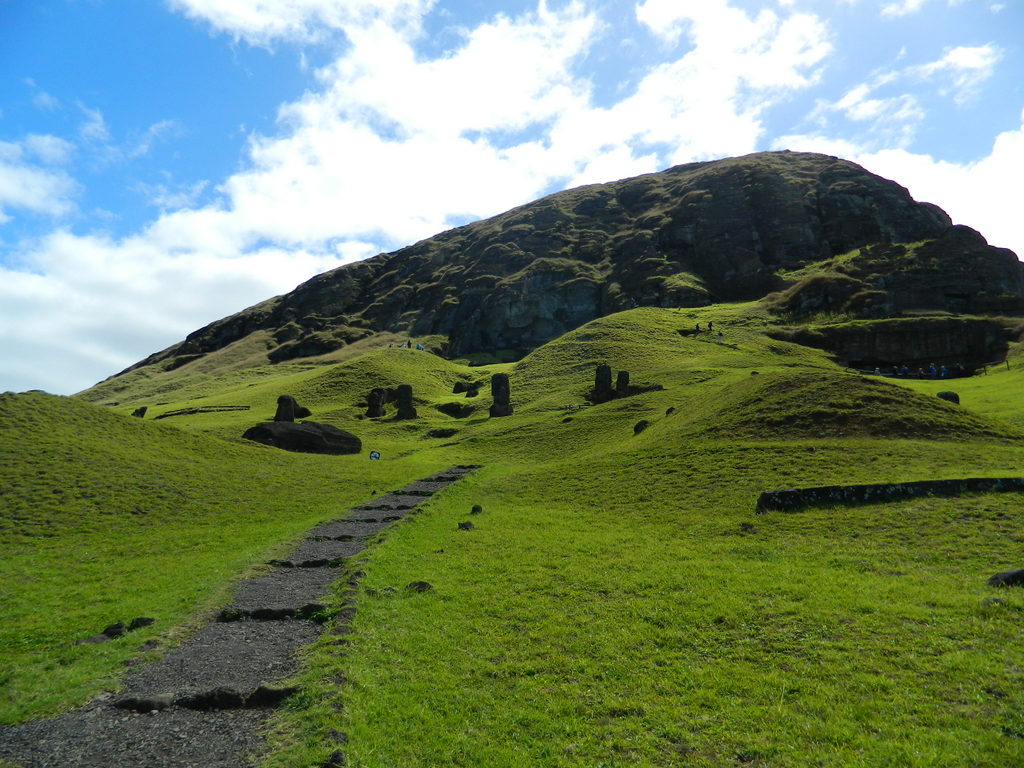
<box><xmin>274</xmin><ymin>395</ymin><xmax>297</xmax><ymax>422</ymax></box>
<box><xmin>131</xmin><ymin>406</ymin><xmax>148</xmax><ymax>419</ymax></box>
<box><xmin>395</xmin><ymin>384</ymin><xmax>417</xmax><ymax>419</ymax></box>
<box><xmin>489</xmin><ymin>373</ymin><xmax>513</xmax><ymax>417</ymax></box>
<box><xmin>615</xmin><ymin>370</ymin><xmax>630</xmax><ymax>397</ymax></box>
<box><xmin>593</xmin><ymin>364</ymin><xmax>614</xmax><ymax>403</ymax></box>
<box><xmin>366</xmin><ymin>388</ymin><xmax>387</xmax><ymax>418</ymax></box>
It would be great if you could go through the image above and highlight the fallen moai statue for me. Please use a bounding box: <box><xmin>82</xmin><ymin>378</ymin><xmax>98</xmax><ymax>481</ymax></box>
<box><xmin>243</xmin><ymin>421</ymin><xmax>361</xmax><ymax>455</ymax></box>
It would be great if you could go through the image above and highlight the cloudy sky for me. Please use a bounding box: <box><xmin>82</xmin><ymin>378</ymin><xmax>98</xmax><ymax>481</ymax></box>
<box><xmin>1</xmin><ymin>0</ymin><xmax>1021</xmax><ymax>394</ymax></box>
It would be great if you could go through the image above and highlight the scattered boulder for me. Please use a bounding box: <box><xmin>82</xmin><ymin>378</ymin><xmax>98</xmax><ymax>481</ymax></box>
<box><xmin>395</xmin><ymin>384</ymin><xmax>417</xmax><ymax>420</ymax></box>
<box><xmin>76</xmin><ymin>616</ymin><xmax>155</xmax><ymax>645</ymax></box>
<box><xmin>131</xmin><ymin>406</ymin><xmax>147</xmax><ymax>418</ymax></box>
<box><xmin>102</xmin><ymin>622</ymin><xmax>127</xmax><ymax>638</ymax></box>
<box><xmin>988</xmin><ymin>568</ymin><xmax>1024</xmax><ymax>588</ymax></box>
<box><xmin>243</xmin><ymin>421</ymin><xmax>362</xmax><ymax>455</ymax></box>
<box><xmin>405</xmin><ymin>581</ymin><xmax>434</xmax><ymax>593</ymax></box>
<box><xmin>633</xmin><ymin>420</ymin><xmax>650</xmax><ymax>435</ymax></box>
<box><xmin>937</xmin><ymin>391</ymin><xmax>960</xmax><ymax>404</ymax></box>
<box><xmin>489</xmin><ymin>373</ymin><xmax>513</xmax><ymax>417</ymax></box>
<box><xmin>470</xmin><ymin>504</ymin><xmax>483</xmax><ymax>514</ymax></box>
<box><xmin>457</xmin><ymin>521</ymin><xmax>475</xmax><ymax>531</ymax></box>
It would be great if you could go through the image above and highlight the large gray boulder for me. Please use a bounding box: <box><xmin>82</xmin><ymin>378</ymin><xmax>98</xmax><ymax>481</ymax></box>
<box><xmin>243</xmin><ymin>421</ymin><xmax>361</xmax><ymax>455</ymax></box>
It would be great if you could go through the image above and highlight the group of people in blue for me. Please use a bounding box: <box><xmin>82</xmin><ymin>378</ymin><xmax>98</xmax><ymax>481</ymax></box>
<box><xmin>872</xmin><ymin>362</ymin><xmax>966</xmax><ymax>378</ymax></box>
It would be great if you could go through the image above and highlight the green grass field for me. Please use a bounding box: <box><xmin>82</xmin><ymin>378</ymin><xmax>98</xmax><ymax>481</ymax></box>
<box><xmin>4</xmin><ymin>304</ymin><xmax>1024</xmax><ymax>766</ymax></box>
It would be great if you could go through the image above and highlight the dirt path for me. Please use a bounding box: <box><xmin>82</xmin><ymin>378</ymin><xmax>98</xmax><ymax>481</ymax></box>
<box><xmin>0</xmin><ymin>466</ymin><xmax>479</xmax><ymax>768</ymax></box>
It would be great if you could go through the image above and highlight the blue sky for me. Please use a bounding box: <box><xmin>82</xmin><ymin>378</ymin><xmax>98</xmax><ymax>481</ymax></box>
<box><xmin>1</xmin><ymin>0</ymin><xmax>1021</xmax><ymax>394</ymax></box>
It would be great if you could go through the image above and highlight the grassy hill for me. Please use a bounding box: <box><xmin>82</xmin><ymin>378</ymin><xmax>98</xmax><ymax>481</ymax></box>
<box><xmin>5</xmin><ymin>304</ymin><xmax>1024</xmax><ymax>766</ymax></box>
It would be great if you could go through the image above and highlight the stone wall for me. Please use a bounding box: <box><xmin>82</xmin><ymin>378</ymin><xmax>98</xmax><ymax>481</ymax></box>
<box><xmin>756</xmin><ymin>477</ymin><xmax>1024</xmax><ymax>513</ymax></box>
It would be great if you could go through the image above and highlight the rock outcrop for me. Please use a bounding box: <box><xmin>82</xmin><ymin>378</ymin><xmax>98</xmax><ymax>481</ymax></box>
<box><xmin>769</xmin><ymin>316</ymin><xmax>1013</xmax><ymax>369</ymax></box>
<box><xmin>767</xmin><ymin>226</ymin><xmax>1024</xmax><ymax>319</ymax></box>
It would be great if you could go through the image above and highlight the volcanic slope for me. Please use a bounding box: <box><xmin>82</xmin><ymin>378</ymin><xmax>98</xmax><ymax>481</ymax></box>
<box><xmin>6</xmin><ymin>304</ymin><xmax>1024</xmax><ymax>767</ymax></box>
<box><xmin>91</xmin><ymin>150</ymin><xmax>1022</xmax><ymax>394</ymax></box>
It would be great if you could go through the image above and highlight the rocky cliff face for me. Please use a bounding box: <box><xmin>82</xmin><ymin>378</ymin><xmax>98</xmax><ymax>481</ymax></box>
<box><xmin>120</xmin><ymin>150</ymin><xmax>1020</xmax><ymax>374</ymax></box>
<box><xmin>770</xmin><ymin>317</ymin><xmax>1016</xmax><ymax>369</ymax></box>
<box><xmin>769</xmin><ymin>225</ymin><xmax>1024</xmax><ymax>319</ymax></box>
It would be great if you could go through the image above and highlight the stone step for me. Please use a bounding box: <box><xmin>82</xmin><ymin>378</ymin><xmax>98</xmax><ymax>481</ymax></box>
<box><xmin>308</xmin><ymin>519</ymin><xmax>391</xmax><ymax>538</ymax></box>
<box><xmin>221</xmin><ymin>566</ymin><xmax>339</xmax><ymax>618</ymax></box>
<box><xmin>116</xmin><ymin>621</ymin><xmax>319</xmax><ymax>708</ymax></box>
<box><xmin>277</xmin><ymin>537</ymin><xmax>366</xmax><ymax>566</ymax></box>
<box><xmin>114</xmin><ymin>683</ymin><xmax>300</xmax><ymax>713</ymax></box>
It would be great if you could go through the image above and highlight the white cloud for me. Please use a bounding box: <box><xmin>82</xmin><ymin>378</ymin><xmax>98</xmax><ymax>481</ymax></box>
<box><xmin>165</xmin><ymin>0</ymin><xmax>435</xmax><ymax>43</ymax></box>
<box><xmin>78</xmin><ymin>104</ymin><xmax>111</xmax><ymax>143</ymax></box>
<box><xmin>881</xmin><ymin>0</ymin><xmax>928</xmax><ymax>17</ymax></box>
<box><xmin>774</xmin><ymin>107</ymin><xmax>1024</xmax><ymax>258</ymax></box>
<box><xmin>0</xmin><ymin>228</ymin><xmax>347</xmax><ymax>394</ymax></box>
<box><xmin>128</xmin><ymin>120</ymin><xmax>182</xmax><ymax>159</ymax></box>
<box><xmin>135</xmin><ymin>179</ymin><xmax>210</xmax><ymax>210</ymax></box>
<box><xmin>909</xmin><ymin>43</ymin><xmax>1001</xmax><ymax>104</ymax></box>
<box><xmin>23</xmin><ymin>135</ymin><xmax>75</xmax><ymax>165</ymax></box>
<box><xmin>810</xmin><ymin>41</ymin><xmax>1001</xmax><ymax>148</ymax></box>
<box><xmin>32</xmin><ymin>91</ymin><xmax>60</xmax><ymax>111</ymax></box>
<box><xmin>0</xmin><ymin>139</ymin><xmax>79</xmax><ymax>223</ymax></box>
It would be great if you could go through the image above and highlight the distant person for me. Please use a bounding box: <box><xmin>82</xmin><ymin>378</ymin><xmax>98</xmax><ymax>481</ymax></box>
<box><xmin>708</xmin><ymin>320</ymin><xmax>714</xmax><ymax>331</ymax></box>
<box><xmin>717</xmin><ymin>331</ymin><xmax>724</xmax><ymax>343</ymax></box>
<box><xmin>928</xmin><ymin>363</ymin><xmax>937</xmax><ymax>377</ymax></box>
<box><xmin>900</xmin><ymin>364</ymin><xmax>909</xmax><ymax>376</ymax></box>
<box><xmin>940</xmin><ymin>365</ymin><xmax>948</xmax><ymax>378</ymax></box>
<box><xmin>695</xmin><ymin>322</ymin><xmax>701</xmax><ymax>331</ymax></box>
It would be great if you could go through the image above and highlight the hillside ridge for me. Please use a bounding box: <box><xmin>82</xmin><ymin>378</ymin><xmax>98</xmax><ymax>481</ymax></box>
<box><xmin>99</xmin><ymin>150</ymin><xmax>1021</xmax><ymax>390</ymax></box>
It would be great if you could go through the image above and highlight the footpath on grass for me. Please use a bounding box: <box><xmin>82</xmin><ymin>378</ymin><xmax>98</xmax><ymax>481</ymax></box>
<box><xmin>0</xmin><ymin>465</ymin><xmax>479</xmax><ymax>768</ymax></box>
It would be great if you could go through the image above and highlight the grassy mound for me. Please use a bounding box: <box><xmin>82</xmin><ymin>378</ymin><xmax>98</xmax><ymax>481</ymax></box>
<box><xmin>687</xmin><ymin>369</ymin><xmax>1018</xmax><ymax>440</ymax></box>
